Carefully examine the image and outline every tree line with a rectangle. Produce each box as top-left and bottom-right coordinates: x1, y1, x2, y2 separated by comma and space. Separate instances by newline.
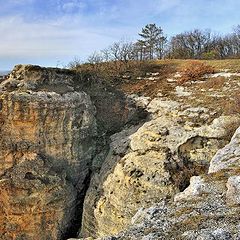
168, 27, 240, 59
80, 24, 240, 65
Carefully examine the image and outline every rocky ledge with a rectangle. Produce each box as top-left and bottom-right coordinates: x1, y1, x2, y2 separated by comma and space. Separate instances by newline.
80, 99, 239, 239
96, 126, 240, 239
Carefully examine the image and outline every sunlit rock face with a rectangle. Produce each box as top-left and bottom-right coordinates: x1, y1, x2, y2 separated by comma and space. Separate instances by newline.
0, 65, 97, 240
0, 64, 141, 240
2, 64, 240, 240
80, 96, 239, 238
0, 65, 97, 185
96, 126, 240, 240
0, 155, 76, 240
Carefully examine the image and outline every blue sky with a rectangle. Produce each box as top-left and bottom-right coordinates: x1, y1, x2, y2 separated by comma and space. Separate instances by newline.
0, 0, 240, 70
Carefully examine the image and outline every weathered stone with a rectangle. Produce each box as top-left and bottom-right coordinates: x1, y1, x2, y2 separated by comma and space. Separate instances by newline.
0, 64, 145, 239
80, 96, 239, 238
0, 155, 76, 240
0, 65, 97, 240
209, 126, 240, 174
77, 78, 144, 134
95, 125, 240, 240
0, 65, 97, 186
2, 63, 240, 240
226, 175, 240, 205
174, 176, 208, 202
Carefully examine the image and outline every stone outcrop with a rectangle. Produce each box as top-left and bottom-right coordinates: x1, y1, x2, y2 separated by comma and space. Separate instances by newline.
100, 125, 240, 239
77, 79, 143, 134
209, 126, 240, 174
0, 64, 142, 240
80, 95, 240, 238
0, 155, 76, 240
1, 64, 240, 240
0, 65, 97, 240
0, 65, 97, 186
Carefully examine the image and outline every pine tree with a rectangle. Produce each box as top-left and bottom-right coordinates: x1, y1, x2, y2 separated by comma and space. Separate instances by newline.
138, 23, 166, 59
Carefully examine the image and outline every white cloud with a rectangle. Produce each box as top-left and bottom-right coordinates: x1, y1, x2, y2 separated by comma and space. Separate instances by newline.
0, 0, 239, 69
61, 0, 86, 13
0, 14, 134, 60
0, 0, 185, 69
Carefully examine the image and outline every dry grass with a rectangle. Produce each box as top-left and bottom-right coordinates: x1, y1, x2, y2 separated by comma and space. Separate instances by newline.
72, 59, 240, 119
155, 59, 240, 73
178, 61, 215, 84
225, 94, 240, 115
73, 59, 240, 84
203, 59, 240, 72
198, 76, 225, 90
74, 60, 172, 84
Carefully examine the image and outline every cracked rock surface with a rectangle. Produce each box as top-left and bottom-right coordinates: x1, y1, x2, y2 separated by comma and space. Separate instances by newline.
99, 125, 240, 239
0, 65, 98, 240
1, 64, 240, 240
0, 64, 142, 240
80, 95, 239, 238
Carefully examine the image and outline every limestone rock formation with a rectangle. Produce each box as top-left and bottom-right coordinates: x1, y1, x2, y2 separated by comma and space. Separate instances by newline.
209, 126, 240, 174
2, 64, 240, 240
80, 95, 239, 238
0, 64, 143, 240
0, 65, 97, 186
100, 125, 240, 239
0, 65, 97, 240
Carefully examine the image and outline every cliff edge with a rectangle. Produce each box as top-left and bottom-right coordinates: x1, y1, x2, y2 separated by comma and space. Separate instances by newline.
1, 63, 240, 240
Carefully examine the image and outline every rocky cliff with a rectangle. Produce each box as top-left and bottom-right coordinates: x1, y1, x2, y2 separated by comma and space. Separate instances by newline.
96, 125, 240, 239
1, 63, 240, 240
0, 65, 138, 240
79, 67, 240, 239
80, 100, 239, 238
0, 65, 97, 240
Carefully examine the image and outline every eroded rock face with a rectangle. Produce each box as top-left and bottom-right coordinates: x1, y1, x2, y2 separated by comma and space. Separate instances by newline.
80, 96, 240, 238
78, 79, 143, 134
0, 65, 97, 185
2, 64, 240, 240
0, 155, 76, 240
209, 126, 240, 174
0, 65, 97, 240
101, 126, 240, 240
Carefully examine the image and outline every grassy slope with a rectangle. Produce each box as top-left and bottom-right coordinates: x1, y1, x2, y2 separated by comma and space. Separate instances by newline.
154, 59, 240, 72
75, 58, 240, 116
115, 59, 240, 118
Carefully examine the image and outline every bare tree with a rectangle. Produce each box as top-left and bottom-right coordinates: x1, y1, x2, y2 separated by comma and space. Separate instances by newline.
168, 29, 221, 59
108, 40, 134, 62
87, 51, 103, 64
71, 23, 240, 71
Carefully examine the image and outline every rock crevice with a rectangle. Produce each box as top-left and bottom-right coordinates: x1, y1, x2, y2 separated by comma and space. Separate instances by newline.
1, 64, 240, 240
80, 97, 239, 238
0, 65, 141, 240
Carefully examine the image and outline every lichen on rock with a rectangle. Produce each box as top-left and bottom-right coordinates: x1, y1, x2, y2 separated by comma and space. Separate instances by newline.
1, 64, 240, 240
91, 126, 240, 240
0, 155, 76, 240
